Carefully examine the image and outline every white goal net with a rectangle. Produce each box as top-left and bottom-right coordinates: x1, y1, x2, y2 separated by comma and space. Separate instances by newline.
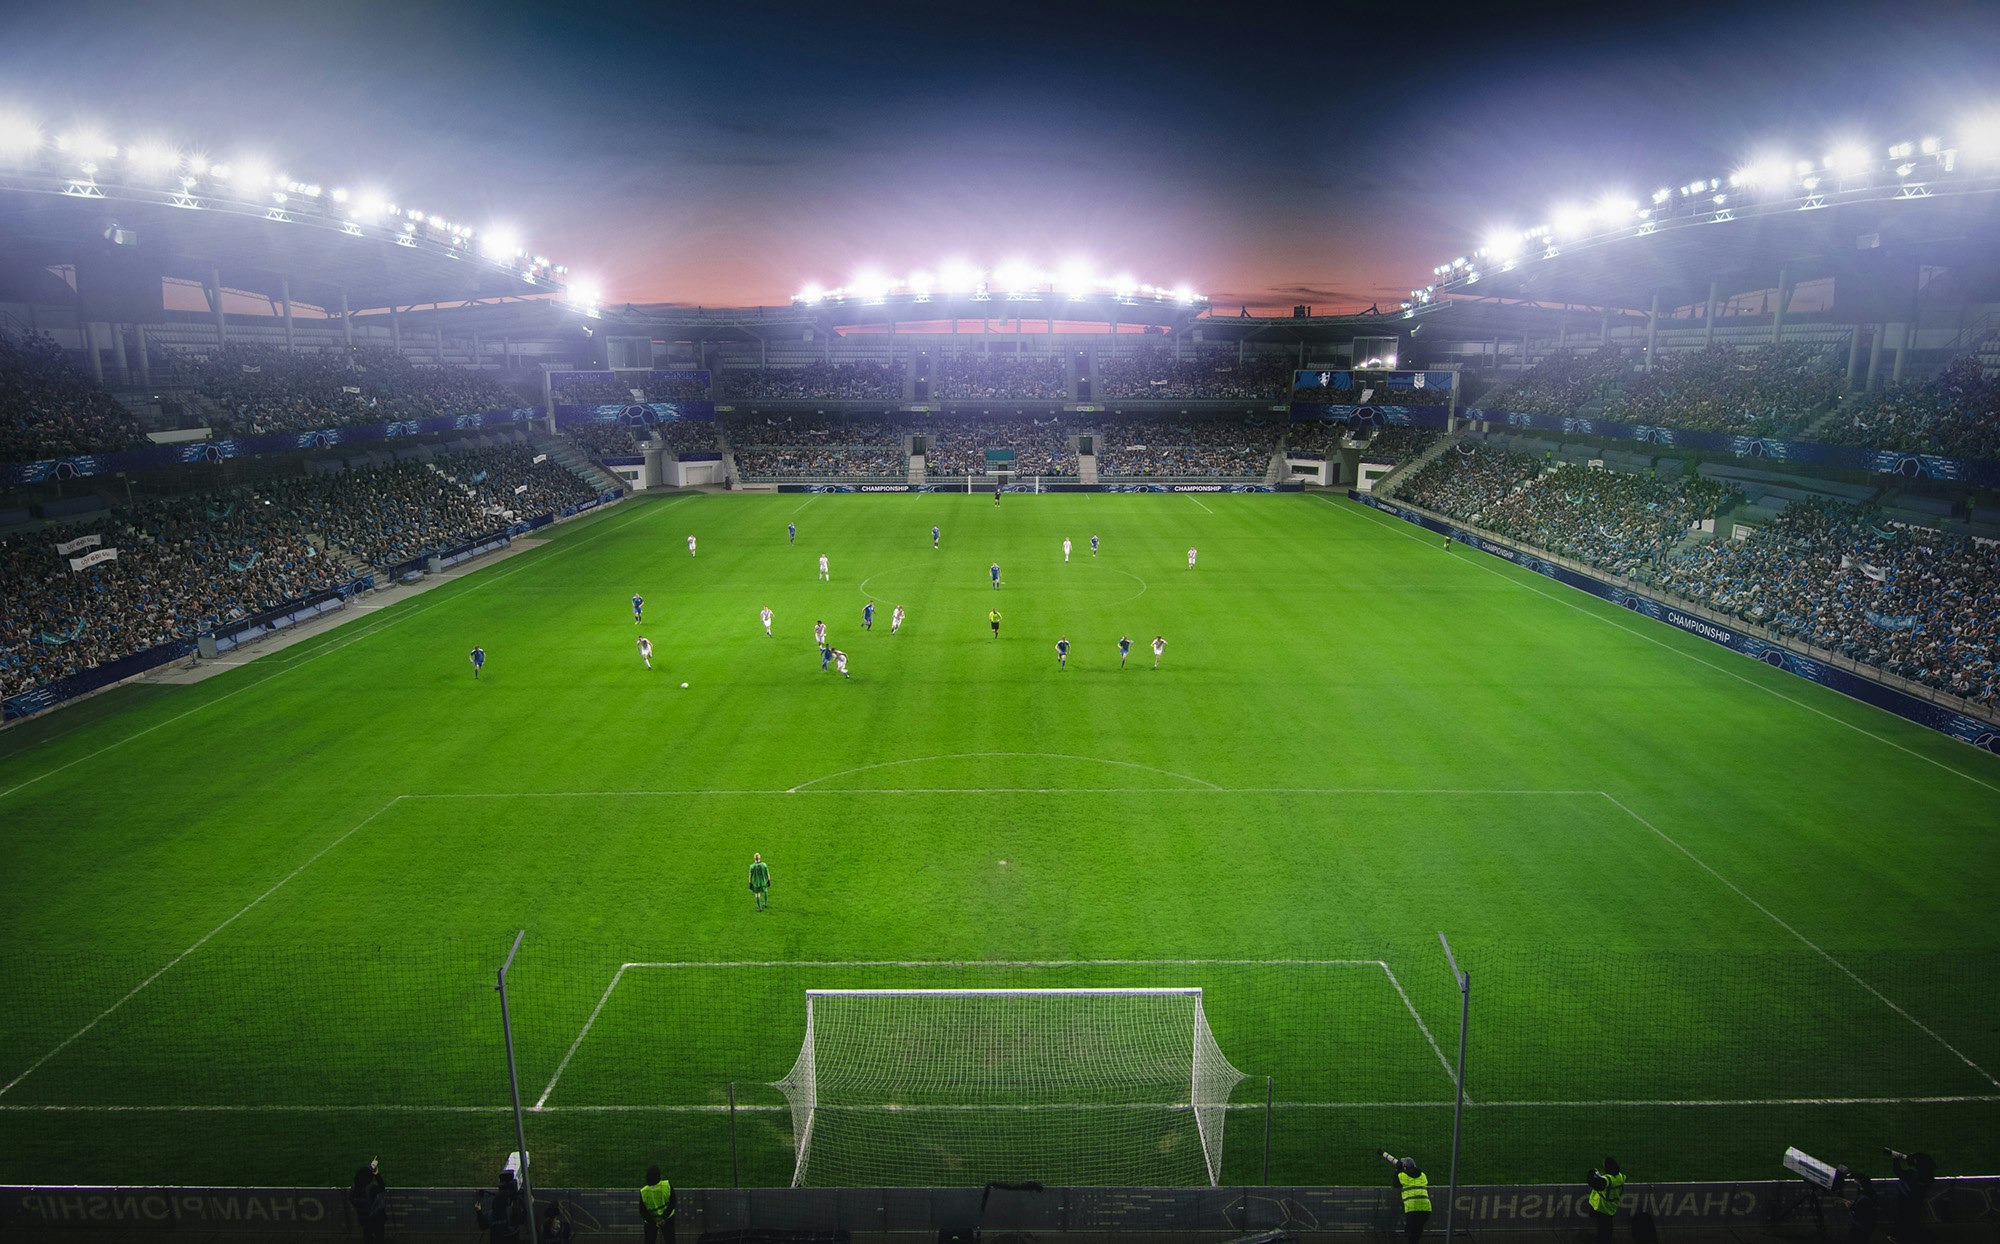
773, 987, 1246, 1187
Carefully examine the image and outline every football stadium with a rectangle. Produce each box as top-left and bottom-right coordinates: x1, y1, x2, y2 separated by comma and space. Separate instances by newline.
2, 7, 1999, 1242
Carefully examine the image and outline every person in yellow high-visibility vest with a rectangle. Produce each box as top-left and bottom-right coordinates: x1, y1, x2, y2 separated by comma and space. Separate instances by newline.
1586, 1156, 1626, 1243
640, 1164, 677, 1244
1379, 1149, 1432, 1243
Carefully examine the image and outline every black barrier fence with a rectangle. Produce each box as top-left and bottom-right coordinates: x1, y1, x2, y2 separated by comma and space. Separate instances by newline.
4, 1177, 1995, 1236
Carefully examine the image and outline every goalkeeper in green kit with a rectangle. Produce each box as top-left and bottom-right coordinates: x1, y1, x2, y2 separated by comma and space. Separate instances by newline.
748, 852, 771, 912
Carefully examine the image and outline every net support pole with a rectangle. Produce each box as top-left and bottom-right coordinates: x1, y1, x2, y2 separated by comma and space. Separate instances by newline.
496, 930, 538, 1244
1439, 932, 1470, 1243
729, 1082, 740, 1188
1262, 1076, 1274, 1185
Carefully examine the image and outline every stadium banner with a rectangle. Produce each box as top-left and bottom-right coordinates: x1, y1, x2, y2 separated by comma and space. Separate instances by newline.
552, 401, 717, 424
1289, 403, 1452, 426
1292, 369, 1454, 406
549, 368, 710, 392
770, 482, 1301, 494
1458, 408, 2000, 486
1, 1178, 1992, 1235
675, 451, 723, 462
0, 409, 543, 486
53, 533, 102, 555
1351, 492, 2000, 753
68, 547, 118, 571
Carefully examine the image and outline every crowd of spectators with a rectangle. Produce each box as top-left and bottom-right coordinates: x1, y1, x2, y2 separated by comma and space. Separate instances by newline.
0, 488, 344, 700
1355, 426, 1445, 464
1479, 350, 1630, 418
655, 420, 720, 456
934, 354, 1068, 400
1093, 414, 1278, 478
1397, 444, 1552, 524
167, 345, 537, 435
725, 362, 904, 401
729, 414, 909, 478
0, 329, 144, 461
1652, 497, 1999, 705
566, 423, 643, 459
549, 372, 709, 404
1099, 348, 1292, 400
1601, 343, 1843, 437
1292, 378, 1452, 407
1820, 358, 2000, 461
925, 417, 1074, 477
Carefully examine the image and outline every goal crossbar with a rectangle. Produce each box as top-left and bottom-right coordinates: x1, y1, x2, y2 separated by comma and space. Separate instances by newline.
805, 987, 1202, 998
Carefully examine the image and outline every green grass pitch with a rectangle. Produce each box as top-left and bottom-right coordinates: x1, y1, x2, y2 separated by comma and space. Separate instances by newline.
0, 490, 1994, 1189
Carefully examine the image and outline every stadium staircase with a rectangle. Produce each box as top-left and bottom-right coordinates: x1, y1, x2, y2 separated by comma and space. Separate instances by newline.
1371, 428, 1461, 497
311, 535, 375, 583
908, 452, 925, 486
714, 425, 744, 487
1077, 447, 1098, 485
545, 438, 621, 494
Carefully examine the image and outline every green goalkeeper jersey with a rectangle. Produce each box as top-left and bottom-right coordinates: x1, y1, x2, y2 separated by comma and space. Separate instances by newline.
749, 860, 770, 891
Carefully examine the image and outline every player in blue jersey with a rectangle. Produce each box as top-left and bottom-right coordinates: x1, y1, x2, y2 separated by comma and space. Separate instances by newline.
820, 644, 834, 672
863, 601, 875, 631
631, 594, 644, 623
787, 521, 796, 544
469, 646, 485, 680
990, 562, 1001, 589
1055, 636, 1070, 670
931, 524, 941, 550
1091, 534, 1100, 557
1118, 635, 1132, 669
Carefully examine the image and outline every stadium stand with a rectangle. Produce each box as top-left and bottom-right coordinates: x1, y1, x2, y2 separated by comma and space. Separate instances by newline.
566, 422, 645, 459
724, 361, 904, 401
1098, 347, 1292, 400
934, 354, 1068, 400
0, 328, 146, 459
1820, 358, 2000, 461
1477, 349, 1630, 417
1093, 413, 1279, 478
728, 413, 908, 478
1355, 426, 1444, 463
925, 417, 1074, 477
550, 373, 709, 403
161, 344, 537, 435
1600, 343, 1843, 437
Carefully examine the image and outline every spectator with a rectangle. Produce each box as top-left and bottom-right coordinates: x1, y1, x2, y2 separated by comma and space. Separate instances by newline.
1824, 358, 2000, 461
723, 361, 903, 401
472, 1170, 528, 1243
0, 328, 144, 460
1094, 413, 1278, 478
934, 354, 1068, 400
1100, 347, 1291, 400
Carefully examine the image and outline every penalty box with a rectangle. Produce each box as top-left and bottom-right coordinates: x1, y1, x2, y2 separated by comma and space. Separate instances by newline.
535, 959, 1461, 1112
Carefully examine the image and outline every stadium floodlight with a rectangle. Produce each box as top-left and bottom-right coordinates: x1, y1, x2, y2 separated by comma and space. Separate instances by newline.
1826, 145, 1871, 175
1174, 285, 1196, 304
209, 162, 233, 181
481, 228, 521, 260
1483, 230, 1524, 261
850, 269, 890, 302
567, 278, 601, 307
1057, 259, 1096, 299
906, 269, 934, 297
128, 143, 177, 174
234, 162, 270, 193
1112, 273, 1137, 297
1960, 113, 2000, 160
939, 260, 982, 295
1595, 194, 1638, 224
1550, 204, 1594, 237
0, 114, 43, 158
993, 259, 1036, 294
353, 191, 390, 221
1651, 187, 1671, 204
1920, 135, 1941, 155
187, 153, 209, 175
798, 284, 824, 304
329, 187, 348, 203
1794, 159, 1816, 177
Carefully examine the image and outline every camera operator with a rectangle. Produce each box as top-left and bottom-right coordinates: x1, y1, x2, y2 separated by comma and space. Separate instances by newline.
473, 1169, 529, 1243
1844, 1172, 1878, 1243
1378, 1149, 1431, 1243
1885, 1149, 1936, 1242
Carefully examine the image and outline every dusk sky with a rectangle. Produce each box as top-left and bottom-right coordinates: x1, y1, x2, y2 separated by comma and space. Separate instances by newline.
4, 0, 1998, 313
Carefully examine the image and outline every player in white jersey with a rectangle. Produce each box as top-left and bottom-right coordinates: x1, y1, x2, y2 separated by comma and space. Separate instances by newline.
814, 619, 827, 647
1062, 537, 1072, 563
637, 636, 654, 669
1187, 546, 1197, 570
687, 534, 697, 556
1151, 635, 1167, 669
818, 553, 830, 581
833, 649, 850, 679
890, 605, 905, 635
760, 606, 774, 636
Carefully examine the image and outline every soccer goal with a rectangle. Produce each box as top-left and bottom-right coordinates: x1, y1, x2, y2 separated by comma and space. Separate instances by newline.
773, 987, 1247, 1188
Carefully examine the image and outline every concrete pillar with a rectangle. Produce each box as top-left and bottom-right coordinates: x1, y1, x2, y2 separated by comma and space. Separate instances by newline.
281, 276, 295, 352
1599, 310, 1610, 349
1521, 334, 1529, 371
1644, 293, 1660, 372
340, 291, 353, 349
135, 324, 150, 386
390, 308, 401, 352
82, 321, 103, 382
1771, 268, 1789, 345
111, 322, 130, 384
210, 268, 227, 348
472, 332, 482, 370
434, 328, 445, 364
1892, 321, 1912, 384
1703, 280, 1718, 347
1845, 325, 1863, 389
1866, 324, 1884, 388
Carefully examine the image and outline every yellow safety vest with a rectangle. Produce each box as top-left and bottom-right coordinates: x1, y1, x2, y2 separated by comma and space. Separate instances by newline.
1398, 1171, 1432, 1214
1589, 1171, 1625, 1216
640, 1178, 674, 1220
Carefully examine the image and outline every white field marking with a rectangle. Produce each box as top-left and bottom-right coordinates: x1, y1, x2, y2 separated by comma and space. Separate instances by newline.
0, 496, 681, 804
1189, 495, 1215, 515
535, 964, 631, 1109
1599, 792, 2000, 1090
1328, 495, 2000, 797
787, 752, 1224, 793
534, 957, 1402, 1108
1378, 962, 1463, 1098
12, 1093, 1997, 1116
0, 796, 405, 1099
399, 787, 1602, 799
789, 496, 817, 516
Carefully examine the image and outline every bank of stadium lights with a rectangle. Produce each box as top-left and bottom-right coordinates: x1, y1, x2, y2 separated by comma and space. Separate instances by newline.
794, 265, 1206, 307
1409, 114, 2000, 309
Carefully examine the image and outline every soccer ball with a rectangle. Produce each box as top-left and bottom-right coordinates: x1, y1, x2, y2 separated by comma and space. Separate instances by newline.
681, 682, 690, 689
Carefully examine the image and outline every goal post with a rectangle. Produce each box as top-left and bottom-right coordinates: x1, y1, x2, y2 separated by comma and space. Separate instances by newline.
773, 987, 1247, 1188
